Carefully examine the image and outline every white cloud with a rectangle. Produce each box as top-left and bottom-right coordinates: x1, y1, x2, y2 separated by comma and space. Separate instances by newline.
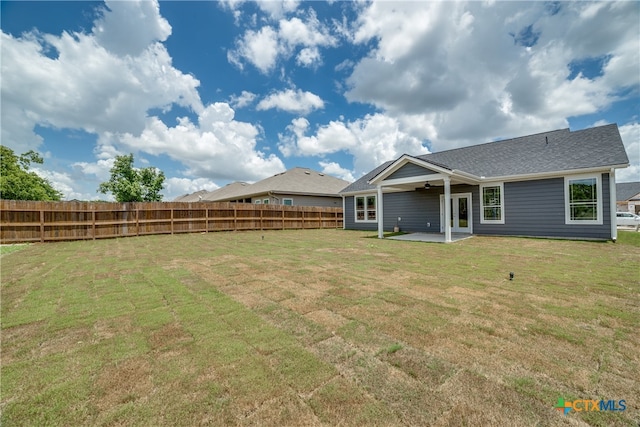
93, 0, 171, 56
116, 103, 285, 182
257, 89, 324, 115
227, 26, 280, 73
617, 122, 640, 183
31, 167, 95, 201
257, 0, 300, 20
229, 90, 257, 108
319, 161, 355, 182
1, 0, 202, 155
343, 1, 640, 153
297, 46, 320, 67
278, 113, 429, 177
228, 8, 337, 73
165, 177, 219, 201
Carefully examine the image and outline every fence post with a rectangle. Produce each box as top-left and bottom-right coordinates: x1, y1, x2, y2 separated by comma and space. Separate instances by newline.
92, 209, 96, 240
40, 208, 44, 243
282, 206, 285, 230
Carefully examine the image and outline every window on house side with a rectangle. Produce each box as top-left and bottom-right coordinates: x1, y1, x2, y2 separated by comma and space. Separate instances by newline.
355, 195, 376, 222
283, 198, 293, 206
566, 176, 601, 224
481, 183, 504, 224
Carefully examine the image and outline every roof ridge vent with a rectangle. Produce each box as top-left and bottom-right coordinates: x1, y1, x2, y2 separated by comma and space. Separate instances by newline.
304, 170, 311, 174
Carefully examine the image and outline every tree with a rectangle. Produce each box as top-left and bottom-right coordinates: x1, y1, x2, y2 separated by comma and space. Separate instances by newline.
98, 154, 165, 202
0, 145, 63, 201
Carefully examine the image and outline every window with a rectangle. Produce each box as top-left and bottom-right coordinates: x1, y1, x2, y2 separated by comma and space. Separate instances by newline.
355, 195, 376, 222
263, 199, 269, 204
254, 200, 261, 204
565, 175, 602, 224
283, 198, 293, 206
480, 183, 504, 224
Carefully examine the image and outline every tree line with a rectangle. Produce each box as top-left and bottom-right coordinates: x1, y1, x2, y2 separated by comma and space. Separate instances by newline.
0, 146, 165, 202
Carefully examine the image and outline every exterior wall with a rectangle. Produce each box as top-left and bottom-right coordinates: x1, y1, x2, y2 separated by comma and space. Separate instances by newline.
250, 193, 342, 207
387, 163, 438, 180
474, 175, 611, 239
344, 173, 613, 239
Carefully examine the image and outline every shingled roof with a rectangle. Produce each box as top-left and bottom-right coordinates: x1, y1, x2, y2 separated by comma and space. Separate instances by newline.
201, 182, 250, 202
616, 182, 640, 202
191, 167, 351, 202
341, 124, 629, 193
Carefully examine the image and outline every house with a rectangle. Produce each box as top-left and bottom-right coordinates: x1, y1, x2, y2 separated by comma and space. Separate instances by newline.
178, 168, 350, 207
340, 124, 629, 241
616, 182, 640, 214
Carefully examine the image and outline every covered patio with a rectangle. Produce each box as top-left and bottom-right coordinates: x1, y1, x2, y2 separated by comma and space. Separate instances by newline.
369, 155, 480, 243
386, 232, 473, 243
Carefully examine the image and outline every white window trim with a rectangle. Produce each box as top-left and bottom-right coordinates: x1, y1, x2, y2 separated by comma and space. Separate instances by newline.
480, 182, 505, 224
283, 198, 293, 206
354, 194, 377, 223
254, 199, 261, 204
263, 198, 269, 204
564, 174, 603, 225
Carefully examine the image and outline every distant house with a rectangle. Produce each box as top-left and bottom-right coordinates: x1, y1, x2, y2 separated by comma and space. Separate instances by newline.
616, 182, 640, 213
177, 168, 351, 208
173, 190, 208, 202
340, 124, 629, 241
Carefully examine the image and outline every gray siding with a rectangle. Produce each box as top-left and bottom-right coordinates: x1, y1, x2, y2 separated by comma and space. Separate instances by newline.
387, 163, 437, 180
344, 173, 613, 239
343, 195, 378, 231
474, 175, 611, 239
250, 193, 341, 207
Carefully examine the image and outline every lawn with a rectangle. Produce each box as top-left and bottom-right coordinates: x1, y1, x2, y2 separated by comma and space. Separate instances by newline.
1, 230, 638, 426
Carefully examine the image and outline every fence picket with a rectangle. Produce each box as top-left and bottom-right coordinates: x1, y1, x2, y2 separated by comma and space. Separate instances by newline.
0, 200, 343, 244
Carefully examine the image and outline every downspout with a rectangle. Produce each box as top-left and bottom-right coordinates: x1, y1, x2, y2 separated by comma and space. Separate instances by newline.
610, 168, 617, 242
377, 185, 384, 239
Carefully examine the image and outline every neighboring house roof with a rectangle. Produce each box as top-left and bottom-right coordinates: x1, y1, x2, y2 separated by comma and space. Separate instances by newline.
616, 181, 640, 202
342, 124, 629, 194
201, 182, 250, 201
173, 189, 208, 202
191, 168, 351, 202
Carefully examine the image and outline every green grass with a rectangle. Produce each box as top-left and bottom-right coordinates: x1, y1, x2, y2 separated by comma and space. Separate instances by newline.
0, 243, 30, 256
617, 229, 640, 246
1, 229, 639, 426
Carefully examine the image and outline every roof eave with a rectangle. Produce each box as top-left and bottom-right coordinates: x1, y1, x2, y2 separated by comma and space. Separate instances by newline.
482, 164, 630, 183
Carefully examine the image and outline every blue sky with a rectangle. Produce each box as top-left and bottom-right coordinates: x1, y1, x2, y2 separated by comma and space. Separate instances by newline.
1, 0, 638, 201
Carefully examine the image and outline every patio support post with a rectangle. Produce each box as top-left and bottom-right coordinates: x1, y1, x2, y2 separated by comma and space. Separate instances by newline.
444, 176, 452, 243
377, 185, 384, 239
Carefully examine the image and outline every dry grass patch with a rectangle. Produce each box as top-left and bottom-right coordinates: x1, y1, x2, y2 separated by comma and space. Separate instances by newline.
1, 229, 639, 426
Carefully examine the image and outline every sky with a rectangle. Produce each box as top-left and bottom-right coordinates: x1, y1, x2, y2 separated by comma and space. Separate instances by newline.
1, 0, 639, 201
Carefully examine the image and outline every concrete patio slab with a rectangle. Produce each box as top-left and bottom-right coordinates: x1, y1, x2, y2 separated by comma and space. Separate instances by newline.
386, 232, 473, 243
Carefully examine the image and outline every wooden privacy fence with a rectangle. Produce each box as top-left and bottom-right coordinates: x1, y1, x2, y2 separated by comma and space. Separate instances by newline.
0, 200, 343, 244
